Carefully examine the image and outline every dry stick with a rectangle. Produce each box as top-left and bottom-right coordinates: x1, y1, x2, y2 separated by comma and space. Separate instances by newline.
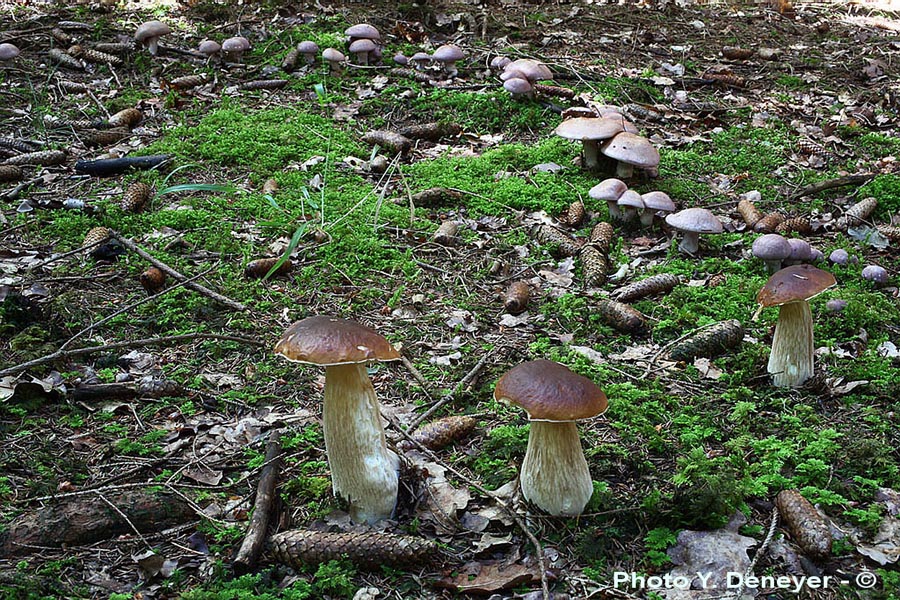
789, 173, 876, 200
232, 430, 283, 574
386, 415, 551, 600
28, 238, 105, 271
95, 492, 153, 551
400, 355, 434, 402
0, 333, 264, 378
109, 229, 246, 311
1, 176, 43, 201
406, 352, 492, 431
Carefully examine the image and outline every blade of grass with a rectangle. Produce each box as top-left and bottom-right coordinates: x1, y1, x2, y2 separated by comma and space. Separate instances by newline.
263, 223, 307, 281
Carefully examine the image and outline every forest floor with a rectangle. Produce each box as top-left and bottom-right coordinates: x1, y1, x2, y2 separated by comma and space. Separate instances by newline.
1, 0, 900, 598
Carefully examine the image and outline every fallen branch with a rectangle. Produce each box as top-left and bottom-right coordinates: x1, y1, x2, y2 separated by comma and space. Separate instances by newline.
386, 415, 551, 600
233, 430, 283, 574
109, 230, 246, 311
407, 352, 493, 431
789, 173, 876, 200
0, 333, 264, 378
0, 176, 43, 201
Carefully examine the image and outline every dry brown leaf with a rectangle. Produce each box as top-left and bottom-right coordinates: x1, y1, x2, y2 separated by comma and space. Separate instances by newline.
436, 559, 541, 593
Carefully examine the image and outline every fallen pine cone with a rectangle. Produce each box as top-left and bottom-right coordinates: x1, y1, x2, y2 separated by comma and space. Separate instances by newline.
0, 138, 35, 154
532, 224, 584, 257
589, 222, 616, 255
362, 130, 411, 154
121, 182, 151, 213
48, 48, 84, 70
240, 79, 289, 90
408, 187, 462, 206
753, 212, 784, 233
533, 83, 575, 98
612, 273, 680, 303
737, 198, 763, 228
167, 74, 206, 91
559, 200, 586, 227
596, 299, 646, 334
775, 217, 812, 235
876, 224, 900, 242
281, 48, 300, 71
0, 165, 23, 182
775, 489, 832, 560
245, 257, 293, 279
399, 415, 477, 451
722, 46, 755, 60
3, 150, 67, 166
580, 245, 609, 287
668, 319, 744, 362
139, 266, 166, 294
836, 197, 877, 230
67, 44, 122, 65
267, 530, 438, 569
108, 108, 143, 129
84, 128, 130, 147
502, 281, 530, 314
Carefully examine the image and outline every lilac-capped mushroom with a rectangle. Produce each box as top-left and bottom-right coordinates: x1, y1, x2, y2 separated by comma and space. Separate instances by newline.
589, 178, 628, 221
861, 264, 889, 285
752, 234, 792, 273
665, 208, 723, 254
297, 41, 319, 65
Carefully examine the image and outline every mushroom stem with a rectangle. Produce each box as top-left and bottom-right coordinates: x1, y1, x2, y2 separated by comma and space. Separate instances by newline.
606, 200, 622, 220
677, 231, 701, 254
323, 363, 399, 524
582, 141, 600, 171
147, 38, 159, 56
354, 51, 369, 66
764, 259, 783, 273
768, 300, 814, 388
521, 421, 593, 516
615, 161, 635, 179
639, 210, 655, 227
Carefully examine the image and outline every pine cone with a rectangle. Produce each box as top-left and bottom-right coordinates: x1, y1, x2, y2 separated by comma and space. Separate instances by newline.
589, 222, 616, 255
836, 197, 877, 230
48, 48, 84, 69
399, 415, 478, 451
267, 530, 438, 569
0, 138, 35, 154
775, 217, 811, 235
532, 224, 584, 257
737, 198, 763, 228
775, 490, 832, 560
668, 319, 744, 362
753, 212, 784, 233
240, 79, 289, 90
67, 44, 122, 65
502, 281, 530, 314
82, 226, 111, 249
245, 257, 293, 279
3, 150, 67, 166
433, 221, 459, 246
559, 200, 586, 227
168, 75, 206, 91
108, 108, 143, 129
0, 165, 23, 182
281, 48, 301, 71
121, 182, 151, 213
876, 225, 900, 242
84, 128, 130, 147
580, 245, 608, 287
596, 299, 646, 334
612, 273, 680, 303
397, 122, 461, 141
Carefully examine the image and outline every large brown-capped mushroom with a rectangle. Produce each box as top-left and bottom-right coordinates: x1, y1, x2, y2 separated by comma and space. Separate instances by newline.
757, 264, 836, 388
494, 360, 608, 517
665, 208, 723, 254
275, 316, 401, 524
222, 36, 250, 62
554, 118, 625, 172
135, 20, 171, 56
600, 131, 660, 179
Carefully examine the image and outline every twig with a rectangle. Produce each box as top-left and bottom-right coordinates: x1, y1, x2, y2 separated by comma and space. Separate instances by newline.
407, 352, 493, 431
1, 176, 43, 201
400, 355, 434, 402
95, 492, 153, 551
233, 430, 283, 574
27, 238, 105, 272
386, 415, 551, 600
789, 173, 876, 200
0, 333, 264, 378
109, 229, 246, 311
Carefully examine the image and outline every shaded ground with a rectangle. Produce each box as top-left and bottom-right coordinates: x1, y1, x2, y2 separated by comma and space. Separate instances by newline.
1, 0, 900, 598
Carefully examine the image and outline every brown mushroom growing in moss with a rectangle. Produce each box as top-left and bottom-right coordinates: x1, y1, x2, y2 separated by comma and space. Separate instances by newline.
494, 360, 608, 517
135, 21, 171, 56
600, 131, 660, 179
275, 316, 401, 524
554, 118, 625, 172
757, 264, 836, 388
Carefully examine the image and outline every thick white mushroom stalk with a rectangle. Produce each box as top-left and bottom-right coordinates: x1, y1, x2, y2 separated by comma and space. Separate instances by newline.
768, 300, 814, 388
521, 421, 593, 517
322, 363, 399, 524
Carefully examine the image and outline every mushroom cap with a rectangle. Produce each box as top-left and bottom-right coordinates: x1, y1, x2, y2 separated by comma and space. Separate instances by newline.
503, 58, 552, 82
222, 36, 250, 52
787, 238, 812, 262
641, 191, 675, 212
410, 51, 431, 63
861, 264, 888, 283
554, 117, 625, 142
499, 68, 528, 82
432, 44, 464, 62
588, 178, 628, 202
757, 264, 836, 308
135, 20, 171, 43
752, 233, 792, 261
349, 39, 376, 54
0, 43, 20, 60
828, 248, 850, 265
490, 55, 511, 70
393, 52, 408, 65
345, 23, 381, 40
617, 189, 645, 210
495, 360, 608, 421
275, 316, 400, 366
197, 40, 221, 55
297, 40, 319, 54
503, 77, 532, 94
600, 132, 660, 169
665, 207, 723, 234
322, 48, 346, 62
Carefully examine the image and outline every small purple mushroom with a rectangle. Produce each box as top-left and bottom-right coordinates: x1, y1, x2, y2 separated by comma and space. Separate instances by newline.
752, 234, 792, 273
861, 265, 889, 285
828, 249, 850, 265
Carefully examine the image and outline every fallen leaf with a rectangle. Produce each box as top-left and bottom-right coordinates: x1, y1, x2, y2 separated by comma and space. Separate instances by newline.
857, 516, 900, 565
436, 559, 541, 593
